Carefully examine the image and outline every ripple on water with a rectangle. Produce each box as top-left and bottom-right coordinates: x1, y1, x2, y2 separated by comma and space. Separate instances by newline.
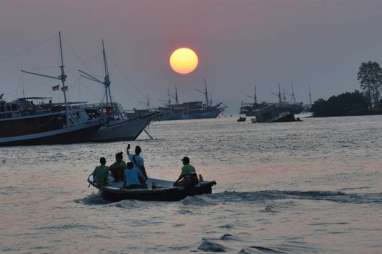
207, 190, 382, 204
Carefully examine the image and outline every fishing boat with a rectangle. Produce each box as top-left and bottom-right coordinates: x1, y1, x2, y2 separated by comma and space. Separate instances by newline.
0, 32, 102, 146
88, 175, 216, 202
79, 41, 156, 141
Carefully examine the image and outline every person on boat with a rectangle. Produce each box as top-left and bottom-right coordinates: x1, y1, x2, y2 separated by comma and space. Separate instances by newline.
109, 152, 126, 182
127, 144, 148, 180
123, 162, 146, 189
174, 156, 199, 189
92, 157, 109, 187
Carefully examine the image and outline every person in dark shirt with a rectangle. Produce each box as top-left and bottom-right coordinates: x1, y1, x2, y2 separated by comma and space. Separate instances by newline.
92, 157, 109, 187
109, 152, 127, 182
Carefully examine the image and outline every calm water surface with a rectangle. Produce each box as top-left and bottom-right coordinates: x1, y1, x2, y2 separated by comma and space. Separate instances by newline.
1, 116, 382, 254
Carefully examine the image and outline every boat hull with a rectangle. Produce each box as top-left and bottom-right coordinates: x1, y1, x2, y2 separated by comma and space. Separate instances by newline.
0, 122, 101, 146
158, 111, 221, 121
88, 176, 216, 202
92, 114, 155, 142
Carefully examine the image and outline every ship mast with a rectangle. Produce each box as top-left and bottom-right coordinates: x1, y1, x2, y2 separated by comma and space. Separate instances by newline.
167, 88, 172, 106
290, 83, 296, 104
204, 78, 210, 107
250, 84, 257, 105
102, 40, 113, 108
21, 31, 70, 126
174, 85, 179, 104
79, 40, 116, 118
195, 78, 211, 108
308, 84, 312, 106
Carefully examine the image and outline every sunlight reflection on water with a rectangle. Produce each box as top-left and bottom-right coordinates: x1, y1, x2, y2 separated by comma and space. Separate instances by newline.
1, 115, 382, 253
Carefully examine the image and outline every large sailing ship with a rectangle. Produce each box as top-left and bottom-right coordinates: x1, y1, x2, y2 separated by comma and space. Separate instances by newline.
240, 84, 303, 123
78, 40, 156, 142
0, 32, 102, 146
156, 82, 225, 121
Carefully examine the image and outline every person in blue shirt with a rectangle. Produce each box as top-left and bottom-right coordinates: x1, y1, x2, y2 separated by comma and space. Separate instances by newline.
123, 162, 146, 189
127, 144, 148, 180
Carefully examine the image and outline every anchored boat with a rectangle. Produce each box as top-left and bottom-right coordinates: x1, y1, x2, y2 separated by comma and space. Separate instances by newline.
88, 175, 216, 202
79, 40, 156, 142
0, 32, 102, 146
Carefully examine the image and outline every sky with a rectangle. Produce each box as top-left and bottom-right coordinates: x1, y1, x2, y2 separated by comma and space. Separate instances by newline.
1, 0, 382, 113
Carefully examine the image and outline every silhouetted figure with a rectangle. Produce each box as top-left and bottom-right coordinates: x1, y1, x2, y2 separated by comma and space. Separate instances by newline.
92, 157, 109, 187
127, 144, 148, 180
123, 162, 146, 189
174, 156, 199, 189
109, 152, 126, 182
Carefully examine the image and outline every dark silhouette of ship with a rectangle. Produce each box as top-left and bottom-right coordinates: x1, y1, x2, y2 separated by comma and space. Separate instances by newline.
240, 84, 303, 123
156, 81, 225, 121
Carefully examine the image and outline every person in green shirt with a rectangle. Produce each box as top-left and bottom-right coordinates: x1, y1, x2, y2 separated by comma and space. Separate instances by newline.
92, 157, 109, 187
174, 156, 199, 189
109, 152, 127, 182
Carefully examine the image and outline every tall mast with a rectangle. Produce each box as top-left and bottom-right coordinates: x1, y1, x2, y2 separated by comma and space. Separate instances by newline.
21, 31, 70, 126
254, 84, 257, 105
79, 40, 118, 118
58, 31, 69, 125
167, 88, 172, 105
204, 78, 209, 107
278, 83, 282, 104
290, 83, 296, 104
308, 84, 312, 105
174, 85, 179, 104
102, 40, 112, 107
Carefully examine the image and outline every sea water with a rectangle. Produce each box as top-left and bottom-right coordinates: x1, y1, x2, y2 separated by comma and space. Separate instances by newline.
1, 116, 382, 254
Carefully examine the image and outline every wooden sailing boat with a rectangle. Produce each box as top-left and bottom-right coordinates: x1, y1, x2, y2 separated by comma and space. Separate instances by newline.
0, 32, 102, 146
79, 40, 156, 141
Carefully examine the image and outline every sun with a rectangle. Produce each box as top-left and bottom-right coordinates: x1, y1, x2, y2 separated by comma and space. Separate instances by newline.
169, 47, 199, 75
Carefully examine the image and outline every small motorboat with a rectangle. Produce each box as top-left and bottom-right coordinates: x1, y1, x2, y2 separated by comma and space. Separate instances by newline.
88, 175, 216, 202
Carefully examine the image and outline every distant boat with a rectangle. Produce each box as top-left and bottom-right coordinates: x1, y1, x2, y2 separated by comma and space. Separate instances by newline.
78, 40, 157, 142
240, 84, 304, 117
250, 103, 300, 123
0, 32, 102, 146
156, 81, 225, 121
237, 116, 246, 122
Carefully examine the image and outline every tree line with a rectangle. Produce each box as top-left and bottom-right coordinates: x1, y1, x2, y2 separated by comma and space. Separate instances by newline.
311, 61, 382, 117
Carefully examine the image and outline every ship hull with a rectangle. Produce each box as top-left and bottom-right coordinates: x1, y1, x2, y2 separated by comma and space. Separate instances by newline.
158, 110, 221, 121
92, 113, 155, 142
0, 122, 101, 146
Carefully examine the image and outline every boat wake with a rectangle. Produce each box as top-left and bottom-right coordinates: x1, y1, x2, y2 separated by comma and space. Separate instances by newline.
77, 189, 382, 206
207, 190, 382, 204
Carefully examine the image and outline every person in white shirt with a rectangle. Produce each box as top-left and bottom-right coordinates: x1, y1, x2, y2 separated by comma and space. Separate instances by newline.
126, 144, 148, 180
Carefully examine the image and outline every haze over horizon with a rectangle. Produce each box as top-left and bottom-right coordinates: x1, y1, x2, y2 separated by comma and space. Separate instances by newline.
1, 0, 382, 114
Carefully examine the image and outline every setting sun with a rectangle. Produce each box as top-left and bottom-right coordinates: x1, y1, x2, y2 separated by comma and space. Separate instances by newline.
169, 47, 199, 75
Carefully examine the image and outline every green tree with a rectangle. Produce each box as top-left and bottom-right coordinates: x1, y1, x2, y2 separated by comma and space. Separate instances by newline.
311, 90, 369, 117
357, 61, 382, 107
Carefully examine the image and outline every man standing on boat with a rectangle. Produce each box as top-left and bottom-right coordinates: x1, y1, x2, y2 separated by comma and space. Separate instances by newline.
127, 144, 148, 180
